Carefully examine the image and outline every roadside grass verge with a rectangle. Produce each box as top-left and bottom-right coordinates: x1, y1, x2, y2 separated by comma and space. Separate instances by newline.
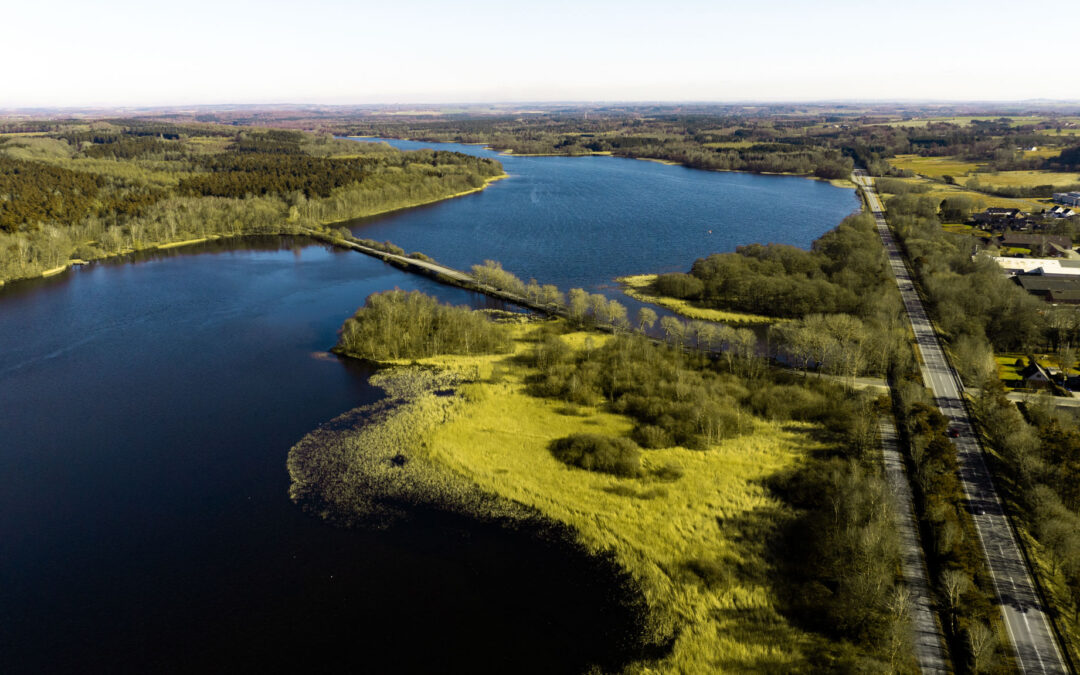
617, 274, 780, 325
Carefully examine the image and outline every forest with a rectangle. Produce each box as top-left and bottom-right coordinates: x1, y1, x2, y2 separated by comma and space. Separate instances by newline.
0, 121, 503, 284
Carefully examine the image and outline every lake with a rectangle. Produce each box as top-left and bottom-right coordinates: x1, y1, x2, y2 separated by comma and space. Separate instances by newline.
0, 144, 857, 673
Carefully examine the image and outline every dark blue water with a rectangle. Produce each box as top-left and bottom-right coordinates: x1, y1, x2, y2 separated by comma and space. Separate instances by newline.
348, 138, 858, 296
0, 239, 644, 674
0, 147, 856, 674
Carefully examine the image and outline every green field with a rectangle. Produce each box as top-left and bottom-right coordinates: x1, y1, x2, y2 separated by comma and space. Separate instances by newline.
942, 223, 993, 239
888, 154, 981, 178
974, 170, 1080, 189
876, 175, 1046, 211
886, 116, 1050, 128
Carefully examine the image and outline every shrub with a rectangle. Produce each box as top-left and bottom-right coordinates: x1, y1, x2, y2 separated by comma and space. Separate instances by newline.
550, 433, 643, 477
654, 272, 704, 299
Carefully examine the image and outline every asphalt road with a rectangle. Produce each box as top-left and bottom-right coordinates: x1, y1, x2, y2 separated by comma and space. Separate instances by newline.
854, 171, 1069, 674
880, 419, 950, 674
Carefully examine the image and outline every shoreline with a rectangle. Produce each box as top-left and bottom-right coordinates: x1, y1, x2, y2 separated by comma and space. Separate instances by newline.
1, 175, 508, 289
289, 323, 824, 671
616, 274, 781, 325
345, 135, 856, 188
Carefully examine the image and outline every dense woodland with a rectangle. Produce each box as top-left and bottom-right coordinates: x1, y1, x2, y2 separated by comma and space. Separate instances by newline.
0, 121, 502, 283
658, 213, 891, 318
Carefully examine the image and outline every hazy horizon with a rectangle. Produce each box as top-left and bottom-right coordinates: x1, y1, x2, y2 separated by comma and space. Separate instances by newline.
4, 0, 1077, 108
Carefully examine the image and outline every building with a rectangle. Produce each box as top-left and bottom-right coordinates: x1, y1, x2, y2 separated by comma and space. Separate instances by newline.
990, 256, 1080, 276
1020, 360, 1055, 390
998, 233, 1072, 256
1053, 192, 1080, 207
972, 207, 1040, 232
1015, 273, 1080, 304
1046, 205, 1078, 218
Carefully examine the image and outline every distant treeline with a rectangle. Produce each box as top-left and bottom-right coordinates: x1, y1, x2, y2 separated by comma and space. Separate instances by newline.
0, 122, 502, 283
316, 110, 1080, 183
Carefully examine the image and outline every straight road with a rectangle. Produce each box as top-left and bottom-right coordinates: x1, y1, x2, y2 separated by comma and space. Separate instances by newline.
854, 171, 1069, 674
880, 419, 950, 674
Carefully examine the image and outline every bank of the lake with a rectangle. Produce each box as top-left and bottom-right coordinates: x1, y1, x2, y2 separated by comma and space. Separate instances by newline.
290, 322, 834, 672
616, 274, 781, 325
0, 172, 507, 289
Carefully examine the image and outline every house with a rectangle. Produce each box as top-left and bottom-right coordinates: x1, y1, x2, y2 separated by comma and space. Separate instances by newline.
998, 233, 1072, 256
1053, 192, 1080, 207
1046, 205, 1078, 218
973, 208, 1030, 231
1020, 360, 1055, 390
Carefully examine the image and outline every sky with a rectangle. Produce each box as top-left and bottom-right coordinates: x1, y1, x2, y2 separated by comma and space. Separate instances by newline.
3, 0, 1075, 107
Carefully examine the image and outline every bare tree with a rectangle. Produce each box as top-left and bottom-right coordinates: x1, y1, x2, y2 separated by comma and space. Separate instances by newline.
636, 307, 657, 332
966, 621, 997, 674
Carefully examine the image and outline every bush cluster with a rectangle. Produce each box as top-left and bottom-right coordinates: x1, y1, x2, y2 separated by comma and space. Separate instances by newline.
335, 290, 512, 361
549, 433, 643, 477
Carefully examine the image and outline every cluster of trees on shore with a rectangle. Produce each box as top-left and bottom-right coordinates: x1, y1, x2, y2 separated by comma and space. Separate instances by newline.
644, 212, 908, 379
654, 213, 891, 318
334, 290, 512, 361
0, 122, 503, 284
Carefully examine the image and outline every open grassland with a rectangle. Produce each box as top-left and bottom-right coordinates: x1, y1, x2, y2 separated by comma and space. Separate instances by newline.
617, 274, 780, 325
973, 170, 1080, 189
887, 116, 1050, 128
942, 223, 993, 239
888, 154, 981, 178
1021, 147, 1063, 160
876, 175, 1045, 211
402, 328, 826, 672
